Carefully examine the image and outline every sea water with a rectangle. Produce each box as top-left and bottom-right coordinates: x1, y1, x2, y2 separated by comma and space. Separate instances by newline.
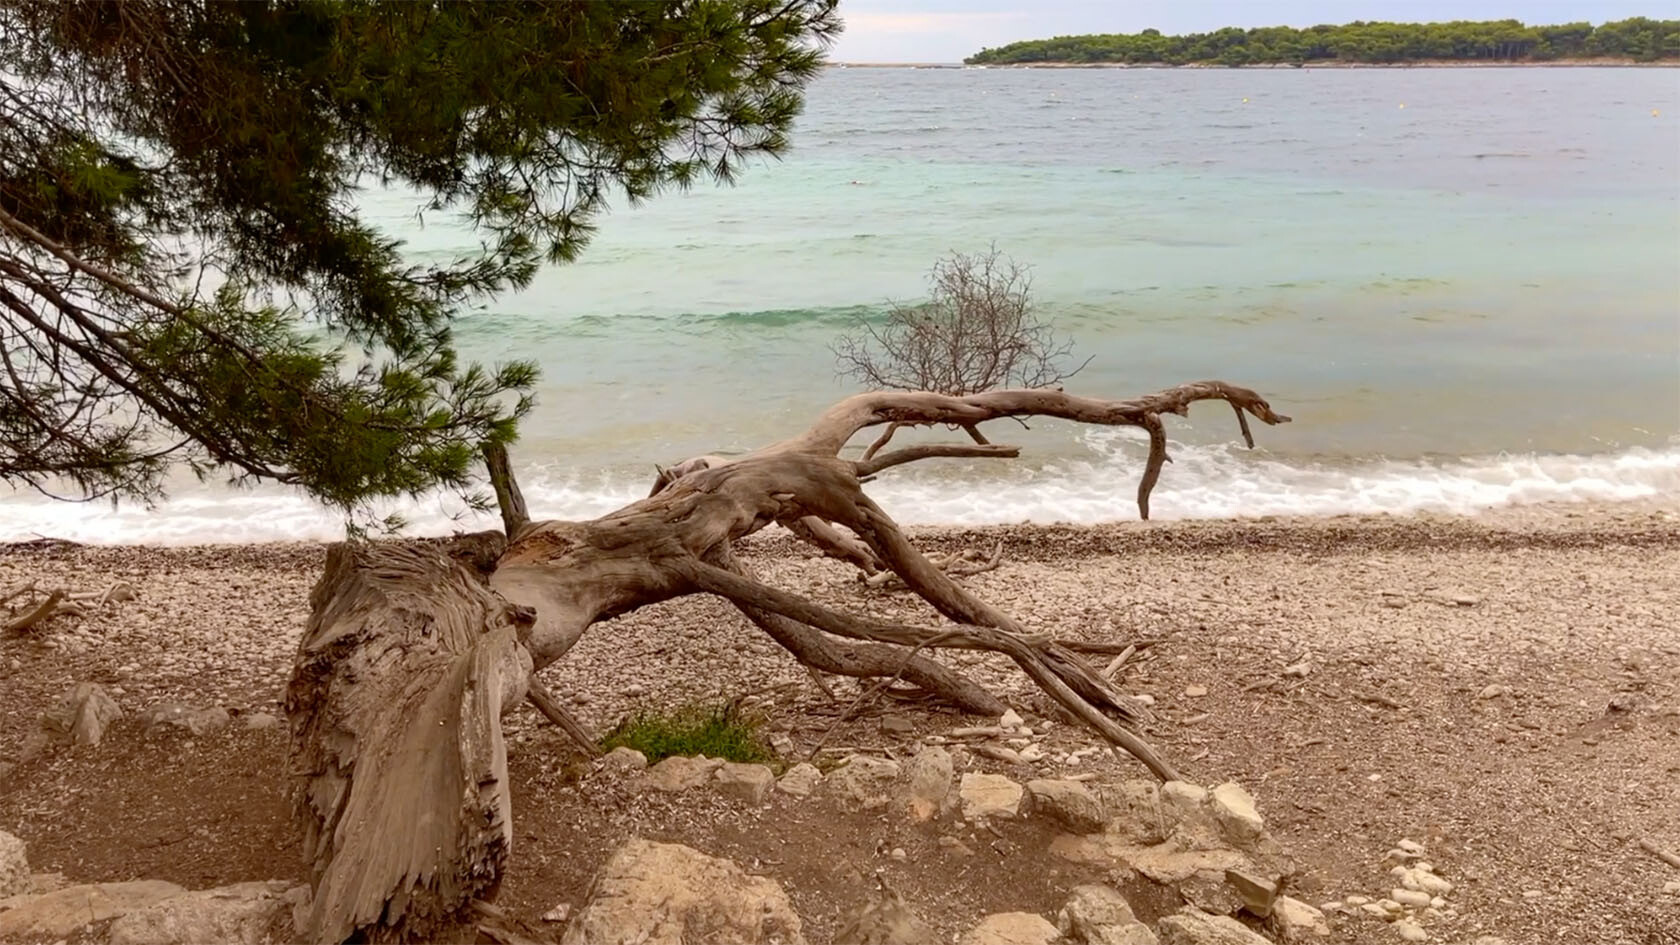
4, 66, 1677, 542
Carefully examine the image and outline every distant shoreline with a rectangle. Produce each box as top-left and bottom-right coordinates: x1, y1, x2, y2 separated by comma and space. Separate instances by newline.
830, 59, 1675, 70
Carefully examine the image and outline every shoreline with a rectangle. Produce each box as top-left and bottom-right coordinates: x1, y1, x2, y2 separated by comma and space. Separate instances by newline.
835, 59, 1675, 70
3, 496, 1674, 555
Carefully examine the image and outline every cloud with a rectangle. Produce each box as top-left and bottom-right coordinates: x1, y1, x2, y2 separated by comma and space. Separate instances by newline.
841, 11, 1029, 35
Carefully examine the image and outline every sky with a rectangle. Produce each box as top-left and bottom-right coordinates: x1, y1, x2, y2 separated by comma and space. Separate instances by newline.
831, 0, 1676, 62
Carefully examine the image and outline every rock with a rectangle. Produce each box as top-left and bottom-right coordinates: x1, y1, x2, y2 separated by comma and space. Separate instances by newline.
880, 716, 916, 735
777, 762, 823, 797
999, 709, 1025, 729
938, 836, 976, 857
1159, 781, 1209, 817
600, 746, 649, 774
901, 746, 954, 821
241, 712, 280, 731
1025, 779, 1107, 834
1105, 780, 1168, 845
0, 880, 187, 940
1376, 898, 1405, 915
1396, 868, 1452, 896
827, 755, 902, 811
1452, 595, 1480, 606
1476, 685, 1510, 700
1663, 880, 1680, 896
1183, 686, 1208, 698
1608, 693, 1639, 713
639, 755, 723, 792
959, 911, 1059, 945
1118, 848, 1246, 885
836, 883, 937, 945
1396, 839, 1426, 856
1018, 744, 1046, 763
1282, 661, 1313, 678
0, 831, 26, 898
1057, 885, 1158, 945
1271, 897, 1329, 938
1392, 918, 1428, 942
1178, 871, 1243, 916
39, 682, 123, 747
1154, 907, 1272, 945
107, 880, 301, 945
561, 838, 804, 945
1133, 694, 1156, 706
1391, 889, 1431, 909
713, 762, 775, 805
959, 773, 1023, 821
30, 873, 69, 894
1520, 889, 1543, 901
1472, 939, 1509, 945
1343, 895, 1369, 906
1208, 783, 1264, 845
140, 703, 230, 738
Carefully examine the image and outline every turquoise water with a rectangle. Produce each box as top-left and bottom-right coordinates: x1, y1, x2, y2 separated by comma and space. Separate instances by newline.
5, 67, 1678, 541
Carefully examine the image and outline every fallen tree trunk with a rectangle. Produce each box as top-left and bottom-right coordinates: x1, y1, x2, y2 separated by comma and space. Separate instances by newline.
286, 380, 1288, 940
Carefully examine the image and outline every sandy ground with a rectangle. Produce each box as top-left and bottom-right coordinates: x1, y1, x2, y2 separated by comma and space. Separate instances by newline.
1, 499, 1678, 944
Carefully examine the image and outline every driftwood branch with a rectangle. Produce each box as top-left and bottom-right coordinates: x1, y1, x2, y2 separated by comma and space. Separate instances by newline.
1639, 838, 1680, 871
4, 589, 64, 633
855, 443, 1019, 477
524, 676, 600, 758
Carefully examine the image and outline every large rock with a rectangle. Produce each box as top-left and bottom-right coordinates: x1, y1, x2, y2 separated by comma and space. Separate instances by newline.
827, 755, 902, 811
561, 838, 804, 945
835, 884, 937, 945
1208, 783, 1264, 846
39, 682, 123, 747
1105, 780, 1169, 846
1118, 846, 1246, 885
1154, 908, 1272, 945
959, 911, 1059, 945
0, 880, 187, 940
107, 880, 303, 945
1272, 896, 1329, 938
777, 762, 824, 797
140, 703, 231, 738
713, 763, 775, 805
0, 830, 27, 898
900, 746, 954, 822
1026, 779, 1107, 834
1057, 885, 1159, 945
960, 773, 1023, 821
639, 755, 724, 793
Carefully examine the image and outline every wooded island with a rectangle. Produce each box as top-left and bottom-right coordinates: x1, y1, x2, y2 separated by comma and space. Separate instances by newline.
966, 18, 1680, 66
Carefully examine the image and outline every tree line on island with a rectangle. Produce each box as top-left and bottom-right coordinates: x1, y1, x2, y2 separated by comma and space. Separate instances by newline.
966, 18, 1680, 66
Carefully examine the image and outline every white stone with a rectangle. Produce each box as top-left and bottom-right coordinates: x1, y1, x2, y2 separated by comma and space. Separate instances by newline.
39, 682, 123, 747
541, 903, 571, 922
999, 709, 1025, 729
776, 762, 823, 797
0, 831, 27, 898
960, 911, 1059, 945
1477, 684, 1510, 700
1396, 839, 1426, 855
1663, 880, 1680, 896
1208, 782, 1264, 845
1393, 918, 1428, 942
1398, 868, 1453, 896
961, 773, 1024, 820
241, 712, 280, 731
1343, 895, 1370, 906
1391, 888, 1431, 909
140, 703, 230, 738
1183, 685, 1209, 697
560, 838, 803, 945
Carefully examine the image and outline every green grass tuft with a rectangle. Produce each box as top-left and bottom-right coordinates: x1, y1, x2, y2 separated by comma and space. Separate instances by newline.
598, 702, 777, 766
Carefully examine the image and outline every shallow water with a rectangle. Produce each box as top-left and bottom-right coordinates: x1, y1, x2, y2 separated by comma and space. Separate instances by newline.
5, 67, 1678, 542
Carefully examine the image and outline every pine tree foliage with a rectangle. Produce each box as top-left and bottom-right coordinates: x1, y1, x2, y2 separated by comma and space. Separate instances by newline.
0, 0, 839, 513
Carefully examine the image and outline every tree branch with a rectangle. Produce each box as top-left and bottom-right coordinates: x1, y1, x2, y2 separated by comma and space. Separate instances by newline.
854, 442, 1019, 477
